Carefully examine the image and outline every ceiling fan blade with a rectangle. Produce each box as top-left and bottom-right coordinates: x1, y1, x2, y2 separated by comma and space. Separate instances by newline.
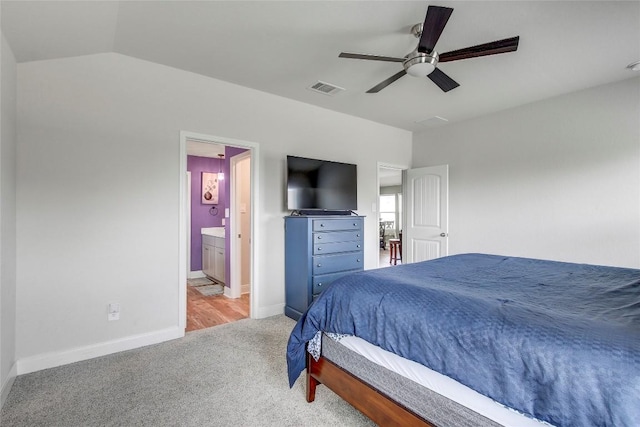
418, 5, 454, 54
439, 36, 520, 63
339, 52, 405, 63
366, 70, 407, 93
428, 68, 459, 92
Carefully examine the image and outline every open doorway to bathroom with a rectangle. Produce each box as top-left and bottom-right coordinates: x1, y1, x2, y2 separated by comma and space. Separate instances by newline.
378, 165, 404, 268
184, 139, 252, 331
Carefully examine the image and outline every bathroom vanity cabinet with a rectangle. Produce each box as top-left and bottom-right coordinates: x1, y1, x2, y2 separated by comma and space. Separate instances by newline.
202, 232, 225, 284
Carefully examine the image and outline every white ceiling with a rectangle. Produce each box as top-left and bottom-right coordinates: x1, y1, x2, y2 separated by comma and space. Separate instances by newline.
2, 1, 639, 132
186, 141, 225, 158
379, 167, 403, 187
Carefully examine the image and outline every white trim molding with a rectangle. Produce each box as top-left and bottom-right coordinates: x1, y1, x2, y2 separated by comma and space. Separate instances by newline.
1, 363, 17, 408
16, 327, 184, 375
254, 303, 285, 319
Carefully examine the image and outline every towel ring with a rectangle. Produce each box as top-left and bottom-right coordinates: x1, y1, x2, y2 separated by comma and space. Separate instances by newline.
209, 206, 218, 216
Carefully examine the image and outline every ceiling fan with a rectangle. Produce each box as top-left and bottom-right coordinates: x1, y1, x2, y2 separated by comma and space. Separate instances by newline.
339, 5, 519, 93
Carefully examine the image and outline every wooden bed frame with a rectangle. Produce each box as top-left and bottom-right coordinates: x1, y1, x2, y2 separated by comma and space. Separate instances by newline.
306, 352, 435, 427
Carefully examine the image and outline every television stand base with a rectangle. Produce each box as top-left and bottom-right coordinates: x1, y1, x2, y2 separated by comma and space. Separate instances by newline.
291, 210, 354, 216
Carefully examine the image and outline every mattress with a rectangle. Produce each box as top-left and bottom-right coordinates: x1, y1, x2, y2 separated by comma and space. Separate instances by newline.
320, 333, 500, 427
332, 334, 550, 426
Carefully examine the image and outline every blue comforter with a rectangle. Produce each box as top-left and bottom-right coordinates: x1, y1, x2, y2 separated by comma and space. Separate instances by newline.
286, 254, 640, 427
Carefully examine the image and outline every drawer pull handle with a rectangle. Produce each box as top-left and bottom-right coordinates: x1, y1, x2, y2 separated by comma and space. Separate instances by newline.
317, 264, 322, 267
318, 283, 322, 287
317, 236, 322, 240
317, 247, 322, 251
320, 223, 325, 227
357, 245, 361, 248
356, 234, 360, 237
357, 259, 361, 263
353, 223, 357, 226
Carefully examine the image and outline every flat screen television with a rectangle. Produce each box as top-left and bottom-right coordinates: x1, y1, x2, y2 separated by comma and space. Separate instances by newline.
286, 155, 357, 212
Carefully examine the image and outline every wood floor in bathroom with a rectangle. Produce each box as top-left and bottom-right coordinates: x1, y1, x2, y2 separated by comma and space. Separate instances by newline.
186, 286, 250, 332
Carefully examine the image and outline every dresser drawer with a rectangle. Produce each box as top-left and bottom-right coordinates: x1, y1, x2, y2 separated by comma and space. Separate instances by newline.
312, 253, 362, 275
313, 218, 362, 232
313, 231, 362, 244
312, 271, 352, 295
313, 240, 363, 255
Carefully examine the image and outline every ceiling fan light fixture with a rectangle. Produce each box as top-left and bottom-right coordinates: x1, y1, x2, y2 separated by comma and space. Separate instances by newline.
406, 61, 436, 77
404, 52, 438, 77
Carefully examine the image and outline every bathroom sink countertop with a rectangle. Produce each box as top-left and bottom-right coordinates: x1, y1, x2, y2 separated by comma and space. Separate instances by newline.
201, 227, 225, 238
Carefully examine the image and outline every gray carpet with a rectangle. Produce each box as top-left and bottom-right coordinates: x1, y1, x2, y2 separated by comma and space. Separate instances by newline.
0, 315, 374, 426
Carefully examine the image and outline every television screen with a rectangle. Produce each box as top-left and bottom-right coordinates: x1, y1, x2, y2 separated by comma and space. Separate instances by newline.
286, 155, 357, 211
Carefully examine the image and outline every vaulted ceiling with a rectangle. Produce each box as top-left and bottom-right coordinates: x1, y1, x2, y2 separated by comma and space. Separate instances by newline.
2, 1, 639, 132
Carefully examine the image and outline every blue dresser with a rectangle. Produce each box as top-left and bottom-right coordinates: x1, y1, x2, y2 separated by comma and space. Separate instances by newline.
284, 215, 365, 320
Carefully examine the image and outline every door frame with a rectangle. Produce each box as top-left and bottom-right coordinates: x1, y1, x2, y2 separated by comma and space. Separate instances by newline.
186, 171, 192, 279
179, 131, 261, 329
377, 162, 409, 267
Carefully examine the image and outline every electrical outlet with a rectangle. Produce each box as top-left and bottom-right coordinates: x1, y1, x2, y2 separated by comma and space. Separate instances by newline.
222, 218, 225, 226
108, 303, 120, 321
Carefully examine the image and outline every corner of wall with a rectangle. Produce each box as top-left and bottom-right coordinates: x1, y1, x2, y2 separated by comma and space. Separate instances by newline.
1, 29, 19, 410
0, 362, 16, 408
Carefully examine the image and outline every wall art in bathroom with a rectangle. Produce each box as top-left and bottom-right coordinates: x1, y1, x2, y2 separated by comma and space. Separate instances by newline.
201, 172, 219, 204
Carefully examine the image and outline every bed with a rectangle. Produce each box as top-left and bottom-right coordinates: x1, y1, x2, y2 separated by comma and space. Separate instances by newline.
286, 253, 640, 427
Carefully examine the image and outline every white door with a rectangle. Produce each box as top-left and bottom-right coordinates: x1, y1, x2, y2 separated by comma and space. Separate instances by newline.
231, 150, 252, 298
238, 156, 251, 294
403, 165, 449, 263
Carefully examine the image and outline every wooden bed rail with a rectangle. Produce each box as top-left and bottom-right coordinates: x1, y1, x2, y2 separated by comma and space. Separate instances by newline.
306, 352, 434, 427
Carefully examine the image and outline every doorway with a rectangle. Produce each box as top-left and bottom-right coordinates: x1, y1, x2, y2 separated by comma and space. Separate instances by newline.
377, 164, 405, 268
179, 132, 259, 332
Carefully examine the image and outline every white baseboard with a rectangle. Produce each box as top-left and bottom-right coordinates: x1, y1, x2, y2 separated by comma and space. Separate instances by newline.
16, 326, 184, 375
188, 270, 206, 279
254, 303, 285, 319
0, 362, 17, 409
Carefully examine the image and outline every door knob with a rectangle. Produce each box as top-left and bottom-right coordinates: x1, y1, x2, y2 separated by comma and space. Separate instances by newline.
440, 233, 447, 237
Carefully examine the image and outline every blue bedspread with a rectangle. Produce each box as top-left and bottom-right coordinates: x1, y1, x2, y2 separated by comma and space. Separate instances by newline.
286, 254, 640, 427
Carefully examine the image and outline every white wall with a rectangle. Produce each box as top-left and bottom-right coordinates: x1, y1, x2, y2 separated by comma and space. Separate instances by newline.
0, 31, 18, 406
15, 53, 412, 370
412, 77, 640, 268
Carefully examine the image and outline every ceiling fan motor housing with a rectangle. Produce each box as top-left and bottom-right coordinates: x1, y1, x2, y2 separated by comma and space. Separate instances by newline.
404, 50, 438, 77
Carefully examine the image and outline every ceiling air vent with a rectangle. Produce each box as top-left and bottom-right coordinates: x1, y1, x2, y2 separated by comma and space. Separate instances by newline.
308, 81, 345, 96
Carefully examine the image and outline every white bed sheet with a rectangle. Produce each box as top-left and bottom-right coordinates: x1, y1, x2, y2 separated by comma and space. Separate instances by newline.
336, 335, 552, 427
